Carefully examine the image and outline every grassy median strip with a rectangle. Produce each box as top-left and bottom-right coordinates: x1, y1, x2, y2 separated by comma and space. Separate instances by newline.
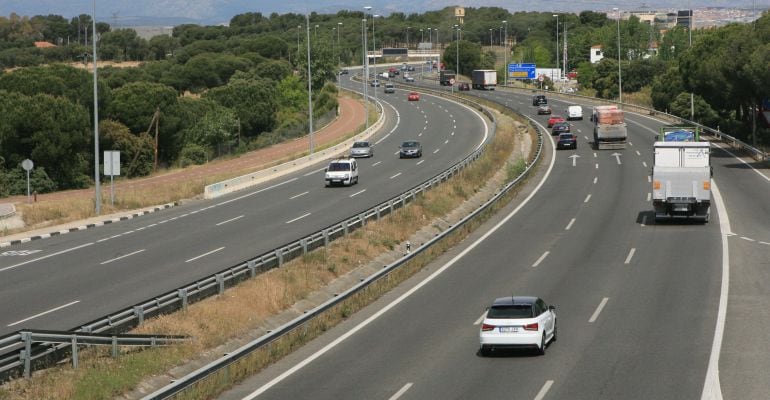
0, 107, 536, 400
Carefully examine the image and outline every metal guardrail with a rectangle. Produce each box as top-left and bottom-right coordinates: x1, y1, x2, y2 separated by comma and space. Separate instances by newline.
1, 330, 188, 379
143, 96, 543, 400
0, 83, 497, 383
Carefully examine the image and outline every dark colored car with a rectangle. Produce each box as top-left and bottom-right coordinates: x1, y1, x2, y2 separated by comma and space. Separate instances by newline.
537, 105, 552, 115
399, 140, 422, 158
532, 95, 547, 106
458, 82, 470, 91
556, 133, 577, 149
339, 69, 349, 75
407, 65, 415, 71
551, 121, 571, 135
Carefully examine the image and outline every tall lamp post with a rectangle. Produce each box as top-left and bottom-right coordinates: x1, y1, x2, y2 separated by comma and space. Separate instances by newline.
489, 28, 492, 47
502, 20, 508, 87
613, 8, 622, 104
553, 14, 559, 80
92, 0, 101, 214
689, 1, 694, 120
455, 25, 460, 92
337, 22, 342, 69
306, 14, 315, 155
362, 18, 369, 131
406, 26, 410, 49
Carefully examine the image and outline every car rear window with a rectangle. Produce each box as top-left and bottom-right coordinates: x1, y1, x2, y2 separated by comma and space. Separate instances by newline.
487, 305, 533, 319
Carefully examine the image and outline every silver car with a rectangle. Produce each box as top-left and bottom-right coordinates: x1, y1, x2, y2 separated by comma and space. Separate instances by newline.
350, 141, 374, 158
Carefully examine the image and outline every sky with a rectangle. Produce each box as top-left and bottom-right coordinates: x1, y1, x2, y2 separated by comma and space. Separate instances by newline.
0, 0, 763, 25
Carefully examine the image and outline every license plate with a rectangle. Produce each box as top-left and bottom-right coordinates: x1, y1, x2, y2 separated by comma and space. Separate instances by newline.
499, 327, 518, 333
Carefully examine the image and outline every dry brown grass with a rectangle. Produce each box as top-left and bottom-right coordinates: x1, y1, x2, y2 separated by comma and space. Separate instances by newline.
0, 108, 531, 400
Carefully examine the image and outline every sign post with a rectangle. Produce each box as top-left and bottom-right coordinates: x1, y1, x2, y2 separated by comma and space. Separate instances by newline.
103, 151, 120, 207
21, 159, 33, 203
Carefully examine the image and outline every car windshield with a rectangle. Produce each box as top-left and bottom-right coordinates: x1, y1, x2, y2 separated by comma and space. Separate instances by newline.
352, 142, 369, 148
402, 141, 419, 148
559, 134, 573, 139
328, 162, 351, 171
487, 305, 533, 319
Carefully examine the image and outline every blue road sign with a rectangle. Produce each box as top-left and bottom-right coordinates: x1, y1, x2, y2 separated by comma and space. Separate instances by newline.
508, 63, 535, 79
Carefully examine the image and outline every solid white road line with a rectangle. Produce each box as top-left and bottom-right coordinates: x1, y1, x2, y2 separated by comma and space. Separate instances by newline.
216, 215, 244, 226
8, 300, 80, 327
350, 189, 366, 198
624, 248, 636, 264
589, 297, 609, 323
0, 242, 94, 273
185, 247, 225, 263
388, 383, 413, 400
740, 236, 755, 242
286, 213, 311, 224
716, 145, 770, 182
474, 312, 486, 325
242, 114, 546, 400
701, 181, 730, 400
100, 249, 145, 265
565, 218, 576, 230
534, 380, 555, 400
390, 172, 402, 179
217, 178, 298, 207
290, 191, 309, 200
304, 167, 326, 177
532, 251, 550, 268
584, 194, 592, 203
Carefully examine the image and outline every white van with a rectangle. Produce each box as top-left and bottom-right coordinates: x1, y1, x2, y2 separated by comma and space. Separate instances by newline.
567, 105, 583, 120
324, 158, 359, 187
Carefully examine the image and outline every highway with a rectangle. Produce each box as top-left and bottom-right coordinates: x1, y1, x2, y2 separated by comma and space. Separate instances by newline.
0, 71, 490, 337
218, 77, 770, 399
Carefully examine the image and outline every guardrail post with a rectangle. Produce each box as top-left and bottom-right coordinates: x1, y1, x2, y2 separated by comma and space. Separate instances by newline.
248, 260, 257, 278
71, 335, 78, 369
178, 289, 188, 311
388, 200, 394, 212
375, 206, 381, 220
21, 331, 31, 378
276, 249, 283, 266
301, 239, 308, 254
134, 306, 144, 325
359, 213, 366, 227
216, 273, 225, 295
112, 336, 118, 358
323, 229, 330, 247
343, 221, 349, 236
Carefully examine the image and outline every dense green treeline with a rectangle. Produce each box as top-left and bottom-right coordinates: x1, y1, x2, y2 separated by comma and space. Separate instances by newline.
0, 7, 767, 196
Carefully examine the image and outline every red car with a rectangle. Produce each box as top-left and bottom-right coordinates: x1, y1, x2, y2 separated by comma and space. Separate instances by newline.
547, 115, 565, 128
408, 92, 420, 101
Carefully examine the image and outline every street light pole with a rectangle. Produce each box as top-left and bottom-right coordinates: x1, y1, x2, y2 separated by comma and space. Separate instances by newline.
362, 18, 369, 131
503, 20, 508, 87
614, 7, 622, 104
337, 22, 342, 69
306, 14, 314, 155
689, 0, 694, 120
406, 27, 410, 49
92, 0, 101, 214
553, 14, 559, 80
489, 28, 492, 47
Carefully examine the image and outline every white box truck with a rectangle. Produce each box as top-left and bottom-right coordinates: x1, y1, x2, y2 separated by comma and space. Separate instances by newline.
652, 127, 711, 222
471, 70, 497, 90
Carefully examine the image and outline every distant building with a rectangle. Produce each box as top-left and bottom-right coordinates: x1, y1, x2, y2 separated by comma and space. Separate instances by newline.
34, 41, 56, 48
590, 45, 604, 64
628, 11, 656, 25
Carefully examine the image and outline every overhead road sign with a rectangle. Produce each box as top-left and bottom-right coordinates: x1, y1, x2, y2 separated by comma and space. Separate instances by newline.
508, 63, 535, 79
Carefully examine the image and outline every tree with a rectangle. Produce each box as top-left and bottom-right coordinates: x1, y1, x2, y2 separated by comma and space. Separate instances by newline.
204, 78, 279, 137
99, 29, 148, 61
100, 119, 154, 177
185, 107, 239, 157
106, 81, 178, 134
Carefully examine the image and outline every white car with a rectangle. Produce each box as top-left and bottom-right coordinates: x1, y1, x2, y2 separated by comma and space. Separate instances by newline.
324, 158, 359, 187
479, 296, 556, 356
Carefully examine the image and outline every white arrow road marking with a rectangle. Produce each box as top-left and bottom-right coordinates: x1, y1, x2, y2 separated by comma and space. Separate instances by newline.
611, 153, 622, 164
569, 154, 580, 166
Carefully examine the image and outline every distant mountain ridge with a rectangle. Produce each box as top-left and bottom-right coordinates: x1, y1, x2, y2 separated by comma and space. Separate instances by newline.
4, 0, 763, 26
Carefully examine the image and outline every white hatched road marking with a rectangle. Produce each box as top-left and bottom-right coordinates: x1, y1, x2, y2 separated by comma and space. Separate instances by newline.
589, 297, 609, 323
185, 247, 225, 263
625, 248, 636, 264
286, 213, 311, 224
532, 251, 550, 268
8, 300, 80, 327
100, 249, 145, 265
